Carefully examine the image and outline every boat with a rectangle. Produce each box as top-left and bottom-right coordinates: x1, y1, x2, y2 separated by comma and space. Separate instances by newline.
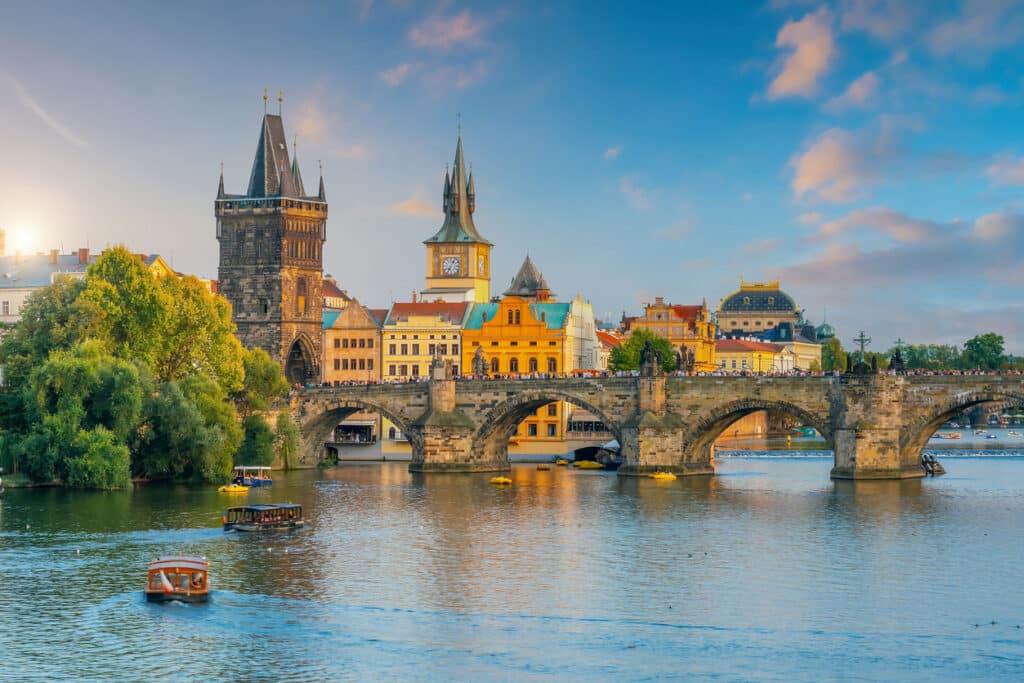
222, 504, 304, 532
939, 432, 962, 440
573, 460, 604, 469
232, 465, 273, 487
489, 476, 512, 485
145, 556, 210, 603
986, 434, 998, 439
536, 464, 551, 471
649, 471, 677, 481
217, 484, 249, 493
1009, 430, 1022, 437
555, 459, 569, 466
974, 430, 987, 436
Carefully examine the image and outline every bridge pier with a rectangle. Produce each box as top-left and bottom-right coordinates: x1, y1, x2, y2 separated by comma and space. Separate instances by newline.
831, 375, 924, 480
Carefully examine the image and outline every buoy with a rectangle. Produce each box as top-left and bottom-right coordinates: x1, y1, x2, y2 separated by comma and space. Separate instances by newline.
573, 460, 603, 469
537, 464, 551, 471
489, 476, 512, 485
649, 471, 677, 481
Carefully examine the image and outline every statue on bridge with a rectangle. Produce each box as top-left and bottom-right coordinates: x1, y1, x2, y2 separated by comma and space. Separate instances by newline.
640, 339, 663, 377
472, 347, 488, 378
890, 347, 907, 375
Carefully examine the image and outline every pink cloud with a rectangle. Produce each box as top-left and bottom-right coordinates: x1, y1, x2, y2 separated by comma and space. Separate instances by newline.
604, 144, 624, 160
767, 8, 836, 100
987, 155, 1024, 186
824, 71, 880, 112
393, 198, 440, 217
813, 207, 942, 243
409, 10, 488, 50
790, 128, 870, 202
380, 63, 420, 87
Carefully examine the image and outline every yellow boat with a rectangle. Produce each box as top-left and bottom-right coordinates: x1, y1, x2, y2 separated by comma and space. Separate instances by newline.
489, 476, 512, 485
218, 484, 249, 493
536, 464, 551, 471
573, 460, 604, 470
649, 471, 677, 481
555, 459, 569, 466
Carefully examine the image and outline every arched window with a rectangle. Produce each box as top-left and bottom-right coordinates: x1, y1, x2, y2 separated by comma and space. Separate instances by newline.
547, 358, 557, 374
507, 309, 514, 324
509, 358, 519, 373
490, 357, 500, 373
388, 427, 396, 440
296, 277, 308, 315
528, 358, 538, 373
514, 310, 521, 325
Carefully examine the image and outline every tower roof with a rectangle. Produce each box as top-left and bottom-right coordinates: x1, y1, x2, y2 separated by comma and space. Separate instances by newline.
291, 152, 306, 197
247, 114, 298, 198
503, 255, 552, 298
425, 134, 491, 245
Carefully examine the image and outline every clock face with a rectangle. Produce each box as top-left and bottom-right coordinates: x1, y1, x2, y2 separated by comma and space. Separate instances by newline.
442, 256, 460, 275
478, 255, 486, 276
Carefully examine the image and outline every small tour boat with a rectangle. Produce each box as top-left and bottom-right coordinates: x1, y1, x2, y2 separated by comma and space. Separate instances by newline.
223, 504, 304, 532
146, 556, 210, 603
536, 463, 551, 471
986, 434, 998, 439
489, 476, 512, 485
555, 459, 569, 466
939, 432, 962, 440
232, 465, 273, 487
217, 484, 249, 493
649, 471, 677, 481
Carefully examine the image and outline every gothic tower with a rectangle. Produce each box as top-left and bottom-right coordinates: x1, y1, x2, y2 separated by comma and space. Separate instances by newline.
215, 112, 327, 384
421, 134, 492, 303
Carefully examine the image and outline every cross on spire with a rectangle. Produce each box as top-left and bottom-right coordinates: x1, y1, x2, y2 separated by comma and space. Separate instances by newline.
853, 331, 872, 360
893, 337, 906, 350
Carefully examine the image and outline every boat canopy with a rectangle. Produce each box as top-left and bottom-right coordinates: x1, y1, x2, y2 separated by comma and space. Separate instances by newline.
234, 466, 272, 472
225, 504, 302, 513
149, 556, 209, 572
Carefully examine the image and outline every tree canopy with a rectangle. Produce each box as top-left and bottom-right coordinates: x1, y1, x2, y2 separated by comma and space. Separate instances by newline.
609, 328, 678, 373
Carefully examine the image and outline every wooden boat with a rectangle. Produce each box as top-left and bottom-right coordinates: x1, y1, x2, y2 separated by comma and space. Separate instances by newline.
232, 466, 273, 487
146, 556, 210, 603
223, 504, 304, 532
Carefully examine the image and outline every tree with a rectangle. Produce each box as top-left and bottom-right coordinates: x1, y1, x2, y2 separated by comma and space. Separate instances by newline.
234, 348, 290, 417
962, 332, 1005, 370
609, 329, 677, 373
275, 412, 300, 471
239, 415, 275, 466
821, 337, 846, 372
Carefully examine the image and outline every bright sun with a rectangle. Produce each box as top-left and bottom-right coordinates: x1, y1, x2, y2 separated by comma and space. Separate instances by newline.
8, 226, 37, 254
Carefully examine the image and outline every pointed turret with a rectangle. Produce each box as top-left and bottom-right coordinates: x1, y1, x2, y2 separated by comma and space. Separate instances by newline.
425, 133, 490, 245
246, 114, 297, 198
217, 168, 225, 199
317, 172, 326, 201
467, 168, 475, 214
504, 255, 552, 300
291, 154, 306, 197
443, 168, 451, 212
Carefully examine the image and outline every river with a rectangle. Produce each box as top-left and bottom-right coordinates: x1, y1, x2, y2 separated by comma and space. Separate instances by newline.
1, 453, 1023, 681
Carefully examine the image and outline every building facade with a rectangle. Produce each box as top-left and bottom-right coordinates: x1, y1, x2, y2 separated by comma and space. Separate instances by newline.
421, 135, 492, 303
323, 299, 382, 385
625, 297, 717, 372
216, 112, 327, 384
381, 302, 470, 380
716, 280, 800, 335
715, 338, 781, 374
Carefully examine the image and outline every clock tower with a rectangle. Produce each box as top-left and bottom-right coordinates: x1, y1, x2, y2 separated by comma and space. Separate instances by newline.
421, 133, 492, 303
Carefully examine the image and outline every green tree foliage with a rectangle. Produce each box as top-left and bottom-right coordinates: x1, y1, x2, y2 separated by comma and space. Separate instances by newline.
609, 329, 678, 373
239, 415, 275, 466
894, 344, 962, 370
234, 348, 290, 417
962, 333, 1005, 370
821, 337, 846, 372
275, 412, 300, 471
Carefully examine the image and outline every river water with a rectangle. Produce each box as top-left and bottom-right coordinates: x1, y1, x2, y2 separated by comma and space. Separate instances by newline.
2, 453, 1023, 681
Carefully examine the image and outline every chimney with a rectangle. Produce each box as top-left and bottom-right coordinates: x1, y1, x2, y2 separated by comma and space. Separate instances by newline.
412, 291, 417, 303
50, 249, 58, 265
78, 248, 89, 265
655, 296, 665, 305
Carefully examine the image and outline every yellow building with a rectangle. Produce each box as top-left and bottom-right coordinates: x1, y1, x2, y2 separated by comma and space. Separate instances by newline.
625, 297, 717, 372
715, 338, 779, 374
420, 134, 492, 304
381, 302, 470, 380
716, 279, 800, 335
322, 299, 383, 385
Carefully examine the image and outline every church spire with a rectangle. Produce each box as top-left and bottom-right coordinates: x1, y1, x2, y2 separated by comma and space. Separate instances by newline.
217, 162, 225, 199
247, 113, 296, 198
425, 131, 490, 245
317, 160, 326, 201
290, 136, 306, 197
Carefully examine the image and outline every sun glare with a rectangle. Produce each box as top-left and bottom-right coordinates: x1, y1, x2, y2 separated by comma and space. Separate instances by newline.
8, 225, 38, 254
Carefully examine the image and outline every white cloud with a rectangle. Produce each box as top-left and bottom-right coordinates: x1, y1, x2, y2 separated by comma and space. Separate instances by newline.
798, 211, 824, 225
393, 198, 441, 217
813, 207, 941, 243
380, 63, 420, 87
927, 0, 1024, 60
423, 61, 489, 90
408, 10, 488, 50
790, 128, 871, 202
767, 8, 836, 100
839, 0, 918, 41
987, 155, 1024, 186
619, 176, 652, 210
3, 70, 89, 149
824, 71, 880, 112
972, 211, 1024, 241
294, 99, 370, 161
604, 144, 624, 160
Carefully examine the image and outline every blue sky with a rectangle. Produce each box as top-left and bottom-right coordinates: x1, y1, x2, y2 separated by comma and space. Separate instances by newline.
2, 0, 1024, 353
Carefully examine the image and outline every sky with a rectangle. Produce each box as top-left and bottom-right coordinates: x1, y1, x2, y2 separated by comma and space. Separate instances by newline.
2, 0, 1024, 353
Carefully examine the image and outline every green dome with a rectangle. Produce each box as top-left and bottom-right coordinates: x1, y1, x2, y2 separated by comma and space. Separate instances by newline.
816, 321, 835, 339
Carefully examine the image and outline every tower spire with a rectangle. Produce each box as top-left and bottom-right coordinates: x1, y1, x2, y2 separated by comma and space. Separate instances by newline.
317, 159, 326, 201
290, 134, 306, 196
217, 161, 225, 199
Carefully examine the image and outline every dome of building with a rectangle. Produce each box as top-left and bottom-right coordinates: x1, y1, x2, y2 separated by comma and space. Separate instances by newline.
815, 321, 836, 340
718, 280, 797, 313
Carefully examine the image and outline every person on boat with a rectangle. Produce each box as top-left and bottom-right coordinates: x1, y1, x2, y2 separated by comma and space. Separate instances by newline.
192, 573, 204, 589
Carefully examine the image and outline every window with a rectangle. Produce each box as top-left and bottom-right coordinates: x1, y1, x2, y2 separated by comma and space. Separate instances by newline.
514, 310, 521, 324
528, 358, 538, 373
508, 309, 514, 324
399, 364, 408, 376
510, 358, 519, 373
528, 424, 538, 437
334, 338, 340, 348
742, 360, 747, 368
491, 358, 500, 373
439, 344, 447, 355
368, 360, 374, 370
411, 365, 419, 377
368, 339, 374, 348
400, 344, 408, 355
547, 358, 557, 373
389, 344, 396, 355
549, 341, 557, 346
359, 338, 365, 348
343, 339, 349, 348
296, 278, 307, 315
547, 404, 557, 416
731, 360, 737, 369
358, 359, 365, 370
389, 364, 396, 375
529, 341, 537, 346
333, 359, 340, 370
260, 299, 269, 315
411, 344, 420, 355
743, 296, 750, 305
510, 341, 518, 347
547, 424, 557, 437
491, 341, 499, 346
428, 344, 436, 355
452, 345, 458, 355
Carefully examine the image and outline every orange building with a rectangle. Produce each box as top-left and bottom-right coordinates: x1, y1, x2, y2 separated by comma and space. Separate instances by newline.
625, 297, 717, 372
322, 299, 383, 384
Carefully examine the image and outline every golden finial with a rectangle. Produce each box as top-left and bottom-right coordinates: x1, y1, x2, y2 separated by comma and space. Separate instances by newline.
263, 87, 268, 114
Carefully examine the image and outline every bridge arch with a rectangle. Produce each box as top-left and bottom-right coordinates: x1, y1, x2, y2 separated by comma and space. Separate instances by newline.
472, 389, 624, 466
298, 396, 422, 460
682, 398, 835, 466
901, 388, 1024, 459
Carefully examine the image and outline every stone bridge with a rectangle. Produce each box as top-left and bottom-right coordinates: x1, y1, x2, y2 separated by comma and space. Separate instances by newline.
290, 366, 1024, 480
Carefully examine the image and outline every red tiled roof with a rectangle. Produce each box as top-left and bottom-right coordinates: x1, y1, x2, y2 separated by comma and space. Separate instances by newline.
716, 338, 778, 353
596, 330, 622, 348
386, 302, 469, 325
322, 279, 351, 301
367, 308, 389, 326
670, 305, 702, 320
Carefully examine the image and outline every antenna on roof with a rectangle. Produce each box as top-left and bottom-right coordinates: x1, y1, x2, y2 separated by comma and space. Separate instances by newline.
263, 87, 268, 114
278, 89, 283, 115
